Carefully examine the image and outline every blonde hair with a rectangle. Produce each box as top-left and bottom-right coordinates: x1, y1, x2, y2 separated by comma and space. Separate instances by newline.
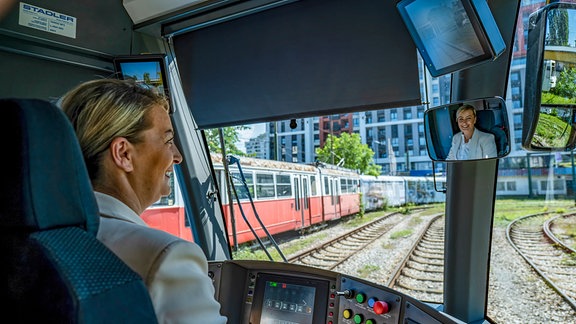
456, 104, 476, 118
60, 78, 169, 180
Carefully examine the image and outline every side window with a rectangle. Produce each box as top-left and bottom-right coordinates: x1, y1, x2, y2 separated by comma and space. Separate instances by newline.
323, 176, 330, 195
231, 171, 254, 200
276, 174, 292, 197
340, 178, 347, 193
256, 173, 275, 198
310, 175, 318, 196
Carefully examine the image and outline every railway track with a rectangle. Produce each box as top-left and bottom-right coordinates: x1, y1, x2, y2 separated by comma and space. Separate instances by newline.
507, 212, 576, 311
386, 214, 445, 303
287, 211, 411, 270
281, 208, 575, 321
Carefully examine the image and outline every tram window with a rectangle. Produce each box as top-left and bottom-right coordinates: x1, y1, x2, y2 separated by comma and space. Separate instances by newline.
231, 171, 254, 200
302, 178, 309, 209
323, 177, 330, 195
310, 175, 318, 196
256, 173, 275, 199
276, 174, 292, 197
350, 179, 357, 193
340, 178, 348, 193
540, 179, 565, 191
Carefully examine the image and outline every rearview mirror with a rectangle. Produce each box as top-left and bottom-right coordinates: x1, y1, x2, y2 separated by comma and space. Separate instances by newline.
523, 2, 576, 151
424, 97, 510, 162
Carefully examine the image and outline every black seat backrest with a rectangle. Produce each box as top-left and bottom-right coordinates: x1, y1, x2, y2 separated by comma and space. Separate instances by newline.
0, 98, 158, 323
476, 109, 508, 156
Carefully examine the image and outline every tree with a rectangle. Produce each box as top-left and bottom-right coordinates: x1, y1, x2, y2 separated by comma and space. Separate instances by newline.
143, 72, 151, 85
204, 126, 249, 156
316, 133, 381, 176
550, 67, 576, 99
547, 9, 569, 46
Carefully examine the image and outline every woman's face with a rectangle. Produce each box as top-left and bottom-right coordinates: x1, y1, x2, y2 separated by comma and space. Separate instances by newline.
131, 104, 182, 208
457, 109, 476, 138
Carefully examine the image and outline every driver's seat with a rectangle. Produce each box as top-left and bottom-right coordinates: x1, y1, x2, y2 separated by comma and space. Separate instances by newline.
476, 109, 508, 156
0, 98, 158, 323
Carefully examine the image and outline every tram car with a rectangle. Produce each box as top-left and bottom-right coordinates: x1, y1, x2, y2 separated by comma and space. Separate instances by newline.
405, 176, 447, 204
211, 154, 361, 246
142, 154, 362, 246
360, 174, 446, 209
360, 175, 407, 210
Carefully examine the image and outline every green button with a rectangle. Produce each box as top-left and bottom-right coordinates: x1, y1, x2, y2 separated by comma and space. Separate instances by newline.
356, 293, 366, 303
353, 314, 363, 324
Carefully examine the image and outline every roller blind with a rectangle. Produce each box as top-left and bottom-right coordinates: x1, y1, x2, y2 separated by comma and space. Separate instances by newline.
173, 0, 421, 129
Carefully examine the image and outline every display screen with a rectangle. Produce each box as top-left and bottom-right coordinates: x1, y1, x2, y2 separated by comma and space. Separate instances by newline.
250, 273, 329, 324
397, 0, 505, 77
113, 54, 170, 104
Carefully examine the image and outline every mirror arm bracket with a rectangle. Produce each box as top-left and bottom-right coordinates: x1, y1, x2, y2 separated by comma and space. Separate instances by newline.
432, 161, 447, 193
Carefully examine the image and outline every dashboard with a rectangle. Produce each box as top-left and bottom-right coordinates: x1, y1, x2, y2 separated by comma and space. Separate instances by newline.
209, 260, 462, 324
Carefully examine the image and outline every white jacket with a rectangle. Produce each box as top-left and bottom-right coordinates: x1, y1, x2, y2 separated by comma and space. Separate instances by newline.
94, 192, 227, 324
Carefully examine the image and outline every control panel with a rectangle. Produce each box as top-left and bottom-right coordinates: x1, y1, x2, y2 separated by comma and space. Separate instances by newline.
337, 276, 402, 323
208, 260, 462, 324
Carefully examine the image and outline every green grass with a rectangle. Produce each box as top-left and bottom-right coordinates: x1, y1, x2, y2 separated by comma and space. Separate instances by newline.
232, 231, 330, 261
357, 264, 380, 278
532, 112, 572, 148
493, 198, 574, 227
419, 204, 445, 216
390, 229, 413, 239
562, 253, 576, 266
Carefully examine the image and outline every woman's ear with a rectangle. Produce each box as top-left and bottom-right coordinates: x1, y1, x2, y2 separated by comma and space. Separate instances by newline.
109, 137, 134, 172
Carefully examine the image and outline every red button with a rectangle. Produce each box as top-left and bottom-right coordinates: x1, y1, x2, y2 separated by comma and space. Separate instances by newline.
373, 301, 389, 314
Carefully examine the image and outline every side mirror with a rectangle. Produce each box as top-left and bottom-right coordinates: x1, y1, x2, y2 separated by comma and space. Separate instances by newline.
424, 97, 511, 162
523, 2, 576, 151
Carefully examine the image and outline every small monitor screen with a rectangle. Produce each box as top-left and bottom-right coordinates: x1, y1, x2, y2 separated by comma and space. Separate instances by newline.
250, 273, 329, 324
397, 0, 505, 77
113, 54, 170, 100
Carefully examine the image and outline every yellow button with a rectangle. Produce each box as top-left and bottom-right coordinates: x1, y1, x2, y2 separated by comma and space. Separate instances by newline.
342, 309, 352, 319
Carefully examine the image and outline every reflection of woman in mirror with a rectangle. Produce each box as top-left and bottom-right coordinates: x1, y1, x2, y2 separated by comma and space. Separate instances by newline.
447, 104, 497, 160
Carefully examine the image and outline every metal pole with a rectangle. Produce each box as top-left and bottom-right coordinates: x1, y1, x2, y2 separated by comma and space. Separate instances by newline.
527, 152, 533, 198
218, 128, 237, 251
274, 121, 278, 161
330, 115, 334, 165
570, 151, 576, 206
405, 138, 410, 174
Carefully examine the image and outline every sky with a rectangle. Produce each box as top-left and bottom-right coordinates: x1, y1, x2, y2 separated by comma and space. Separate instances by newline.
237, 123, 266, 152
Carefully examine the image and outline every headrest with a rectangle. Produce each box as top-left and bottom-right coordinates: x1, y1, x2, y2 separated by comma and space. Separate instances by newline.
0, 98, 99, 234
476, 110, 495, 132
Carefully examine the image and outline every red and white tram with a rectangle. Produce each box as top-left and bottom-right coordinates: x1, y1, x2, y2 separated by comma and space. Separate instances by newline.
142, 154, 361, 246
